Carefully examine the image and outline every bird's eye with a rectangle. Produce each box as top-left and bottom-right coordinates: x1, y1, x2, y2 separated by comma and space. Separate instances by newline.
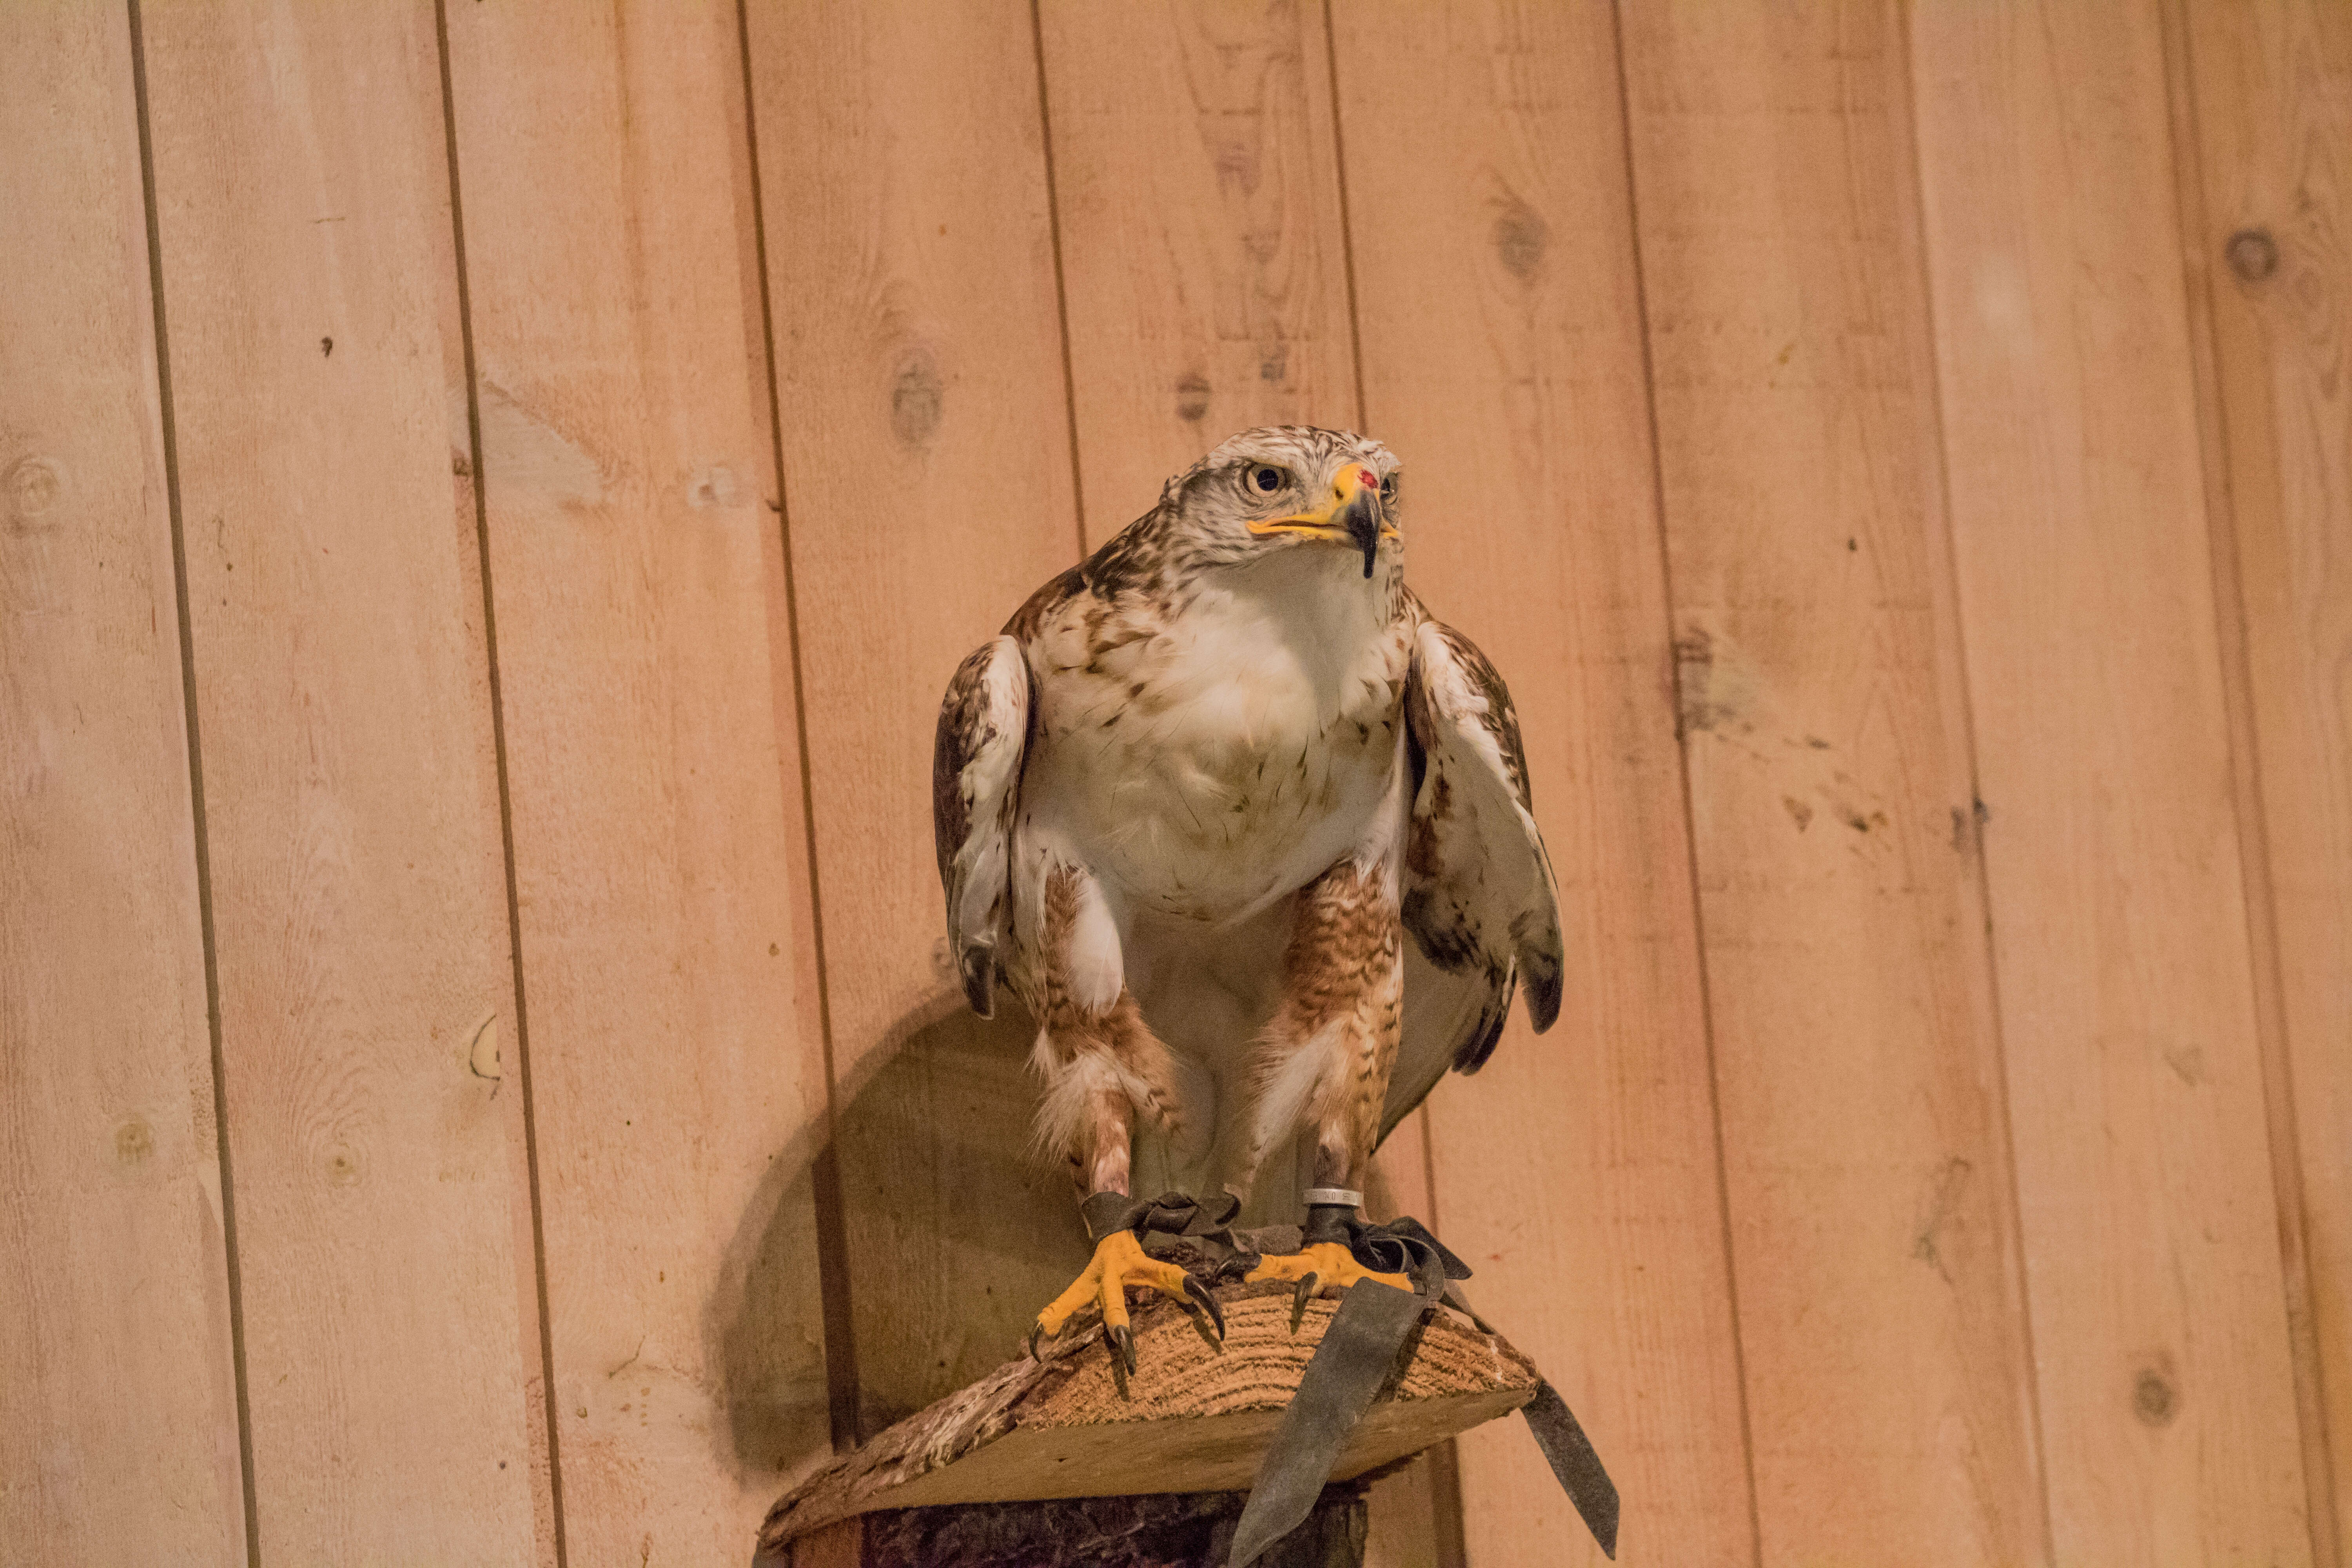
1250, 465, 1286, 494
1379, 472, 1398, 502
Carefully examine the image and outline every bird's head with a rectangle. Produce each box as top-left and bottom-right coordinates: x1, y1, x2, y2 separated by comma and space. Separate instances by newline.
1159, 426, 1400, 581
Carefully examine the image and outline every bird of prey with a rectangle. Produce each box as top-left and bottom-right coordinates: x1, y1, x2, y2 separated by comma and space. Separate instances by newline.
933, 425, 1561, 1364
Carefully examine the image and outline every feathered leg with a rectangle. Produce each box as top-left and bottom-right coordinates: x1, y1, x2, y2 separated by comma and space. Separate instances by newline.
1024, 865, 1220, 1370
1032, 987, 1171, 1194
1236, 857, 1412, 1314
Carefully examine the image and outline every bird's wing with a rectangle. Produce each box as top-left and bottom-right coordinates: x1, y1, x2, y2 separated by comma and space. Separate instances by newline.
1381, 615, 1564, 1140
933, 635, 1031, 1018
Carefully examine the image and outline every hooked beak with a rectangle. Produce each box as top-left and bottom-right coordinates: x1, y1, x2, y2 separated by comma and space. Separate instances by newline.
1248, 465, 1397, 579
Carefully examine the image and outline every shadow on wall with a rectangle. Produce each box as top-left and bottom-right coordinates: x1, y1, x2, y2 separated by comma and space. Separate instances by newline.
705, 981, 1426, 1472
702, 1085, 831, 1483
706, 988, 1091, 1475
834, 993, 1094, 1436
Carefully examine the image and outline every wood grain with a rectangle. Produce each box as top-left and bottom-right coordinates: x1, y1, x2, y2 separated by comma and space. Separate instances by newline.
7, 7, 2345, 1562
2173, 1, 2352, 1560
136, 0, 546, 1556
1616, 3, 2049, 1562
1909, 2, 2315, 1561
762, 1282, 1536, 1544
1036, 0, 1359, 530
1327, 5, 1759, 1563
0, 2, 243, 1559
440, 1, 833, 1559
742, 0, 1089, 1439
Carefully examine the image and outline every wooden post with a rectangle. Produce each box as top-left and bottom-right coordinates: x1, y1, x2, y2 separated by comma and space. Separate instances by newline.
781, 1481, 1371, 1568
756, 1280, 1540, 1566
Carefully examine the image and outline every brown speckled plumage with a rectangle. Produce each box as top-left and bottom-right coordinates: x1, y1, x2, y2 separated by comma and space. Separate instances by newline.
1252, 860, 1403, 1195
932, 426, 1562, 1216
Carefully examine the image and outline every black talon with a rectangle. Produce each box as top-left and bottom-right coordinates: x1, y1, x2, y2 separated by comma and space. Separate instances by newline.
1184, 1275, 1227, 1345
1105, 1324, 1136, 1397
1028, 1321, 1048, 1361
1290, 1271, 1320, 1333
1178, 1278, 1224, 1352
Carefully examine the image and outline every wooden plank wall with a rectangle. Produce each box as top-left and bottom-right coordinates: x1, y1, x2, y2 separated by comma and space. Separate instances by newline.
2, 2, 2343, 1565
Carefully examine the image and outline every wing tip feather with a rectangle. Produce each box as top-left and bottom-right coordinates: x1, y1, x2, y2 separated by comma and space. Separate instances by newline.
959, 944, 996, 1018
1452, 973, 1515, 1074
1523, 955, 1562, 1034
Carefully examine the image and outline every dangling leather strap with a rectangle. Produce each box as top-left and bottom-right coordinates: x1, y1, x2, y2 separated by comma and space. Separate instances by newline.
1517, 1380, 1620, 1557
1227, 1214, 1619, 1565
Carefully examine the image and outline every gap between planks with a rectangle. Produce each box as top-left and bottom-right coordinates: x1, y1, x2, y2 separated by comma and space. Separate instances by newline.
124, 0, 261, 1557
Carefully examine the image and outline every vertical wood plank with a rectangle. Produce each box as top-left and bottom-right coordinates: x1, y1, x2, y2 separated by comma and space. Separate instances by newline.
1038, 0, 1358, 530
0, 2, 245, 1558
137, 0, 548, 1555
788, 1515, 862, 1568
1327, 4, 1758, 1563
742, 0, 1085, 1436
1033, 4, 1451, 1557
1616, 3, 2049, 1561
440, 0, 833, 1558
1909, 3, 2315, 1562
2174, 0, 2352, 1559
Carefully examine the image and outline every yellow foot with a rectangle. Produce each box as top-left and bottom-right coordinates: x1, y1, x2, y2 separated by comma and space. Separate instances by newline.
1246, 1241, 1412, 1332
1030, 1229, 1225, 1392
